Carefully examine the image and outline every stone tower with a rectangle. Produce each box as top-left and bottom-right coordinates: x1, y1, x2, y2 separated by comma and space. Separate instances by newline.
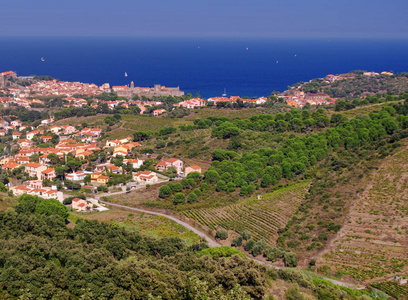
130, 81, 134, 88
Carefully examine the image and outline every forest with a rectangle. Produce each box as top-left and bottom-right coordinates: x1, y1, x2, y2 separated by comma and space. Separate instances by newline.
0, 195, 382, 299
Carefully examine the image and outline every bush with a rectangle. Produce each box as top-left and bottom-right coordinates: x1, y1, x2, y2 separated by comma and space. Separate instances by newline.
232, 236, 243, 247
200, 182, 209, 191
241, 230, 252, 240
283, 251, 298, 267
197, 246, 245, 259
245, 239, 255, 251
215, 229, 228, 240
251, 245, 263, 257
187, 192, 198, 204
173, 193, 186, 205
192, 188, 201, 196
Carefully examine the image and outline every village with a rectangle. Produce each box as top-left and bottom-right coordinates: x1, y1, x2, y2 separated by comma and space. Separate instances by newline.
0, 69, 388, 213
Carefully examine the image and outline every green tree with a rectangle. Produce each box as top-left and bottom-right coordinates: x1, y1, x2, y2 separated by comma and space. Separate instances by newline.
187, 192, 198, 203
215, 229, 228, 240
173, 193, 186, 205
159, 185, 172, 198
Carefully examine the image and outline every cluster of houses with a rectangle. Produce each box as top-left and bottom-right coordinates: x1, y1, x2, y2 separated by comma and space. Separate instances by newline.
207, 96, 268, 106
0, 118, 202, 211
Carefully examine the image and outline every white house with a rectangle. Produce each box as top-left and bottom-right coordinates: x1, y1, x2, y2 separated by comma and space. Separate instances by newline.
133, 171, 158, 184
65, 171, 86, 182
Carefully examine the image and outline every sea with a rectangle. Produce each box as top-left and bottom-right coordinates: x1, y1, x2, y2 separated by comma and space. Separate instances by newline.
1, 37, 408, 98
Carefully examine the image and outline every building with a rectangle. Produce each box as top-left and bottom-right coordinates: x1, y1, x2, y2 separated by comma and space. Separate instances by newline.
41, 168, 56, 181
65, 171, 86, 182
123, 159, 144, 169
185, 165, 202, 176
0, 71, 17, 88
114, 83, 184, 98
25, 162, 47, 179
156, 158, 183, 174
153, 109, 166, 116
96, 175, 109, 186
133, 171, 158, 184
71, 198, 90, 211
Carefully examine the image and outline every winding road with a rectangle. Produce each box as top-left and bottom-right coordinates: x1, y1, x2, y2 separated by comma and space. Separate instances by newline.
99, 200, 364, 289
98, 200, 221, 247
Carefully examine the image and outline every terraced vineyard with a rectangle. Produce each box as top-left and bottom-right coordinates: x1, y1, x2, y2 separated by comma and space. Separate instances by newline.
319, 145, 408, 281
371, 281, 408, 300
181, 181, 310, 244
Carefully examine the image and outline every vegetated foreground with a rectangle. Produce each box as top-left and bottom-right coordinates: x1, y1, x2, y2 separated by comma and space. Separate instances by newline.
181, 181, 310, 244
319, 143, 408, 281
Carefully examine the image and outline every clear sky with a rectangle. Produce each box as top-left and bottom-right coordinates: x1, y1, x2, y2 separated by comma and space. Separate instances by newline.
1, 0, 407, 38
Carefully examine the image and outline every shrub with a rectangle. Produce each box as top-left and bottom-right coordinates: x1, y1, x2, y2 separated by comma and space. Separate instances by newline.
172, 182, 183, 192
283, 251, 298, 267
192, 188, 201, 196
187, 192, 198, 204
215, 229, 228, 240
216, 180, 226, 192
232, 236, 243, 247
197, 246, 245, 259
245, 239, 255, 251
200, 182, 209, 191
173, 193, 186, 205
241, 230, 252, 240
251, 245, 263, 257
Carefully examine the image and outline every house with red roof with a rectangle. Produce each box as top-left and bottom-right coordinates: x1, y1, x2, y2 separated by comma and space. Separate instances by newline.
25, 162, 47, 179
185, 165, 202, 176
41, 168, 56, 181
156, 158, 183, 174
133, 171, 158, 184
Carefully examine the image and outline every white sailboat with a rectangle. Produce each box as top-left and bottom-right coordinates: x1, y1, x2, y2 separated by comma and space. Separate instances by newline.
222, 88, 227, 97
124, 72, 128, 77
41, 57, 45, 62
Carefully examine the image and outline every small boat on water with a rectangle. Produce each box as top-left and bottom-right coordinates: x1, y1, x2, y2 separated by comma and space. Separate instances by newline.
41, 57, 45, 62
124, 72, 128, 77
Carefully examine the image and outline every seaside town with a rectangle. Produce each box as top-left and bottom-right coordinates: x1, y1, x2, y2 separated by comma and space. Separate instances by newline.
0, 69, 397, 213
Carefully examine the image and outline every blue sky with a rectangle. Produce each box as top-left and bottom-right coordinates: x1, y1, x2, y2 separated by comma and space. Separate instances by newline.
1, 0, 407, 38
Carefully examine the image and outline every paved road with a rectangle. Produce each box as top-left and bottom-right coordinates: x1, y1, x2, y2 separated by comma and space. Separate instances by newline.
99, 200, 221, 247
99, 200, 363, 289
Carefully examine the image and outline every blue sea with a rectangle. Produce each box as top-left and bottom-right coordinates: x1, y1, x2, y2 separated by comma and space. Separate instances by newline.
1, 37, 408, 98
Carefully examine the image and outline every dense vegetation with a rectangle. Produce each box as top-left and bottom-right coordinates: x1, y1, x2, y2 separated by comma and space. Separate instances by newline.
0, 195, 382, 299
292, 71, 408, 99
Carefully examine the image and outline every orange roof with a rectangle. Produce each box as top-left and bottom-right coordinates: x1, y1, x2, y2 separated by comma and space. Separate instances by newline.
41, 168, 55, 174
3, 162, 20, 169
97, 175, 109, 179
189, 165, 201, 170
166, 158, 180, 163
72, 198, 82, 202
25, 162, 42, 168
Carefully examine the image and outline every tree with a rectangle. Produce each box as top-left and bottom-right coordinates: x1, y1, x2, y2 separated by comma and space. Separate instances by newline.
173, 193, 186, 205
283, 252, 298, 267
35, 198, 69, 219
232, 236, 243, 247
215, 229, 228, 240
204, 170, 220, 184
187, 192, 198, 203
216, 180, 226, 192
47, 153, 60, 165
241, 230, 251, 240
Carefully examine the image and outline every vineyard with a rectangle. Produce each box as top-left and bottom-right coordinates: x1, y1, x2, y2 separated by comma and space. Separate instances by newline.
320, 145, 408, 281
371, 281, 408, 300
181, 181, 310, 244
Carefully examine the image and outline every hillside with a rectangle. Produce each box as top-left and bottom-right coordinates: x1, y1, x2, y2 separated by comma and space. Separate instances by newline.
291, 71, 408, 99
318, 140, 408, 281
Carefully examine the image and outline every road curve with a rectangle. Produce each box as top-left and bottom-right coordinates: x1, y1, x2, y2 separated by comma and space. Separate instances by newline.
99, 200, 221, 247
99, 201, 364, 290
